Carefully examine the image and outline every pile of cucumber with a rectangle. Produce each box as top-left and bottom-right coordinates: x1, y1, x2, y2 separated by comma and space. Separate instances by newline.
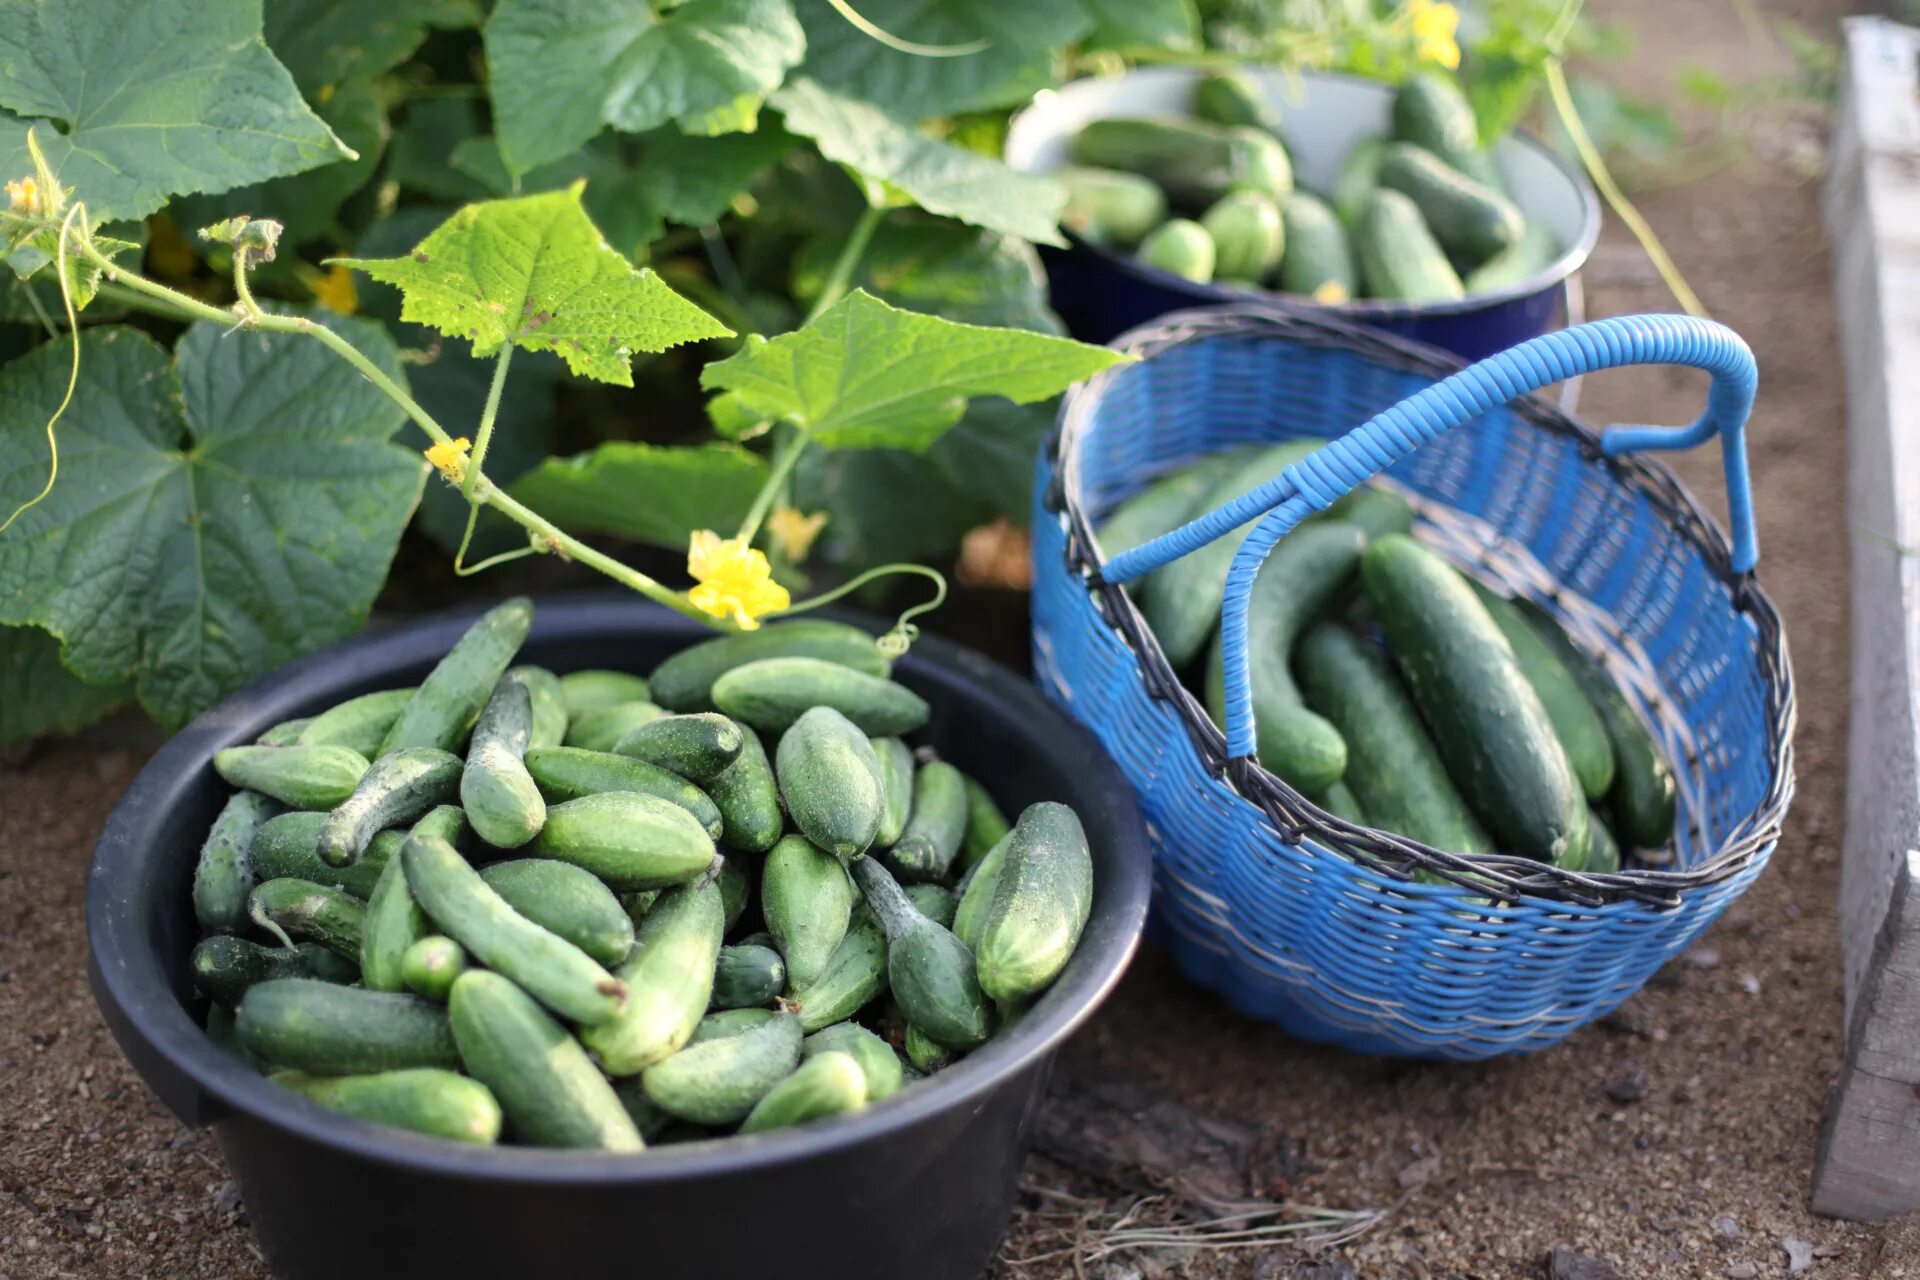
187, 598, 1095, 1149
1059, 69, 1560, 304
1099, 443, 1678, 874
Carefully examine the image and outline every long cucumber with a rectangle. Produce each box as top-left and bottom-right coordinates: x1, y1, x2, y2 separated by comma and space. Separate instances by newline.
379, 597, 533, 756
460, 678, 546, 849
580, 878, 725, 1075
971, 802, 1094, 1003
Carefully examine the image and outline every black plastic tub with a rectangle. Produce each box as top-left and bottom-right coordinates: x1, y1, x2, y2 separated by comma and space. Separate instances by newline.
87, 596, 1151, 1280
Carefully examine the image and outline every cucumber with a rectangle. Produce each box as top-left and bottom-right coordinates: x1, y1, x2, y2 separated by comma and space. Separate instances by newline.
1194, 68, 1282, 135
775, 707, 885, 862
1278, 192, 1358, 302
1315, 779, 1368, 825
273, 1068, 502, 1145
401, 935, 468, 1000
580, 878, 725, 1074
649, 620, 890, 713
971, 802, 1094, 1003
707, 721, 782, 853
803, 1023, 903, 1101
612, 712, 744, 784
556, 669, 652, 718
611, 1079, 676, 1142
564, 700, 665, 754
871, 737, 914, 848
296, 688, 413, 758
1332, 136, 1387, 229
460, 680, 545, 849
888, 760, 968, 883
904, 882, 957, 928
904, 1025, 955, 1074
1094, 452, 1248, 562
641, 1009, 804, 1125
206, 1003, 256, 1066
952, 834, 1009, 951
1583, 807, 1622, 873
251, 812, 394, 898
249, 879, 366, 960
1058, 166, 1168, 248
448, 970, 643, 1150
379, 597, 533, 756
850, 856, 992, 1049
1136, 218, 1214, 283
1361, 535, 1588, 863
1341, 486, 1416, 541
691, 1007, 776, 1043
1392, 70, 1506, 192
403, 834, 627, 1025
713, 943, 786, 1009
316, 747, 463, 867
1201, 521, 1366, 792
716, 854, 751, 931
191, 936, 358, 1007
1464, 221, 1560, 294
534, 791, 717, 890
738, 1051, 867, 1134
1377, 142, 1522, 265
1200, 190, 1284, 283
359, 804, 467, 992
959, 773, 1010, 873
508, 665, 568, 749
1356, 188, 1464, 302
479, 858, 635, 967
763, 835, 854, 992
236, 978, 459, 1073
194, 791, 275, 934
1070, 116, 1289, 205
212, 745, 369, 810
713, 658, 929, 736
621, 890, 660, 925
790, 906, 888, 1033
1468, 583, 1615, 801
1295, 623, 1493, 853
258, 717, 312, 746
523, 745, 723, 839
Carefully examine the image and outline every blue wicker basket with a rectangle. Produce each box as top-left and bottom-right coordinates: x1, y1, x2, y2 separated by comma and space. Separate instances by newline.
1030, 306, 1795, 1059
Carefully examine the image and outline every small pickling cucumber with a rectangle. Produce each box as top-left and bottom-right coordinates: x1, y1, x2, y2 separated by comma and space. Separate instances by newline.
379, 597, 533, 756
460, 679, 545, 849
1582, 807, 1622, 873
641, 1009, 804, 1126
273, 1068, 502, 1145
850, 856, 991, 1049
905, 1025, 955, 1074
1356, 188, 1464, 302
763, 835, 854, 993
251, 812, 394, 898
534, 791, 717, 890
1070, 117, 1290, 204
1201, 190, 1285, 283
706, 721, 782, 853
249, 879, 366, 960
716, 855, 751, 931
1193, 68, 1282, 135
237, 978, 459, 1074
1058, 165, 1167, 248
258, 718, 312, 746
739, 1051, 868, 1134
611, 1079, 675, 1142
448, 970, 643, 1150
401, 935, 468, 1001
888, 760, 968, 883
317, 747, 463, 867
612, 712, 744, 784
523, 745, 723, 839
1315, 780, 1368, 826
1464, 221, 1560, 294
296, 688, 414, 758
1094, 451, 1248, 563
952, 834, 1010, 951
959, 773, 1010, 873
1136, 218, 1215, 283
714, 658, 929, 737
1376, 142, 1522, 266
564, 700, 664, 754
213, 745, 369, 811
803, 1023, 903, 1101
479, 858, 634, 968
403, 834, 628, 1026
790, 906, 888, 1033
1340, 486, 1416, 541
1468, 582, 1615, 801
712, 943, 786, 1009
691, 1007, 777, 1042
194, 791, 276, 934
507, 666, 568, 749
1392, 70, 1506, 193
1277, 191, 1358, 303
971, 802, 1094, 1003
904, 882, 957, 929
580, 878, 725, 1075
191, 937, 358, 1007
556, 669, 652, 719
648, 620, 891, 712
871, 737, 914, 849
359, 805, 465, 991
776, 707, 885, 862
1332, 135, 1388, 229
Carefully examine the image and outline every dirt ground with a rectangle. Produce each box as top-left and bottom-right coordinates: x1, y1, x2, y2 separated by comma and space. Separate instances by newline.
0, 2, 1903, 1277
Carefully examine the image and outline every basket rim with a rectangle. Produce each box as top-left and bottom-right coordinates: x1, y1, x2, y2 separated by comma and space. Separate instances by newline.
1043, 302, 1797, 910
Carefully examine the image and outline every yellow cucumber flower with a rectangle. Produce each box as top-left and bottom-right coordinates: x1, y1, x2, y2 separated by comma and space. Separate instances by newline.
302, 262, 359, 315
687, 530, 790, 630
5, 177, 40, 214
766, 506, 829, 563
1407, 0, 1462, 70
425, 437, 472, 483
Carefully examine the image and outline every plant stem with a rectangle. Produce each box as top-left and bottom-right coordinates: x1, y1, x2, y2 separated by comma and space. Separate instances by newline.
804, 204, 886, 325
465, 346, 514, 501
736, 431, 807, 544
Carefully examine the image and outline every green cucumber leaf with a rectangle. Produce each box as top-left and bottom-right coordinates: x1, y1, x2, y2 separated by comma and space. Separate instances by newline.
334, 184, 732, 385
1076, 0, 1199, 52
926, 397, 1054, 520
386, 99, 497, 203
794, 447, 991, 570
0, 625, 128, 746
1, 224, 144, 318
265, 0, 480, 94
0, 317, 425, 728
511, 442, 768, 551
789, 218, 1059, 333
772, 78, 1066, 247
0, 0, 353, 222
700, 289, 1125, 451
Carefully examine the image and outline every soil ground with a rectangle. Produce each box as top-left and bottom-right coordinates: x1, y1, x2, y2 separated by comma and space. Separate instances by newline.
0, 2, 1902, 1277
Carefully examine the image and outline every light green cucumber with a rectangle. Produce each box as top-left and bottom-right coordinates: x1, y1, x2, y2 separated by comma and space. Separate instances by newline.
1201, 189, 1285, 283
250, 812, 394, 898
580, 878, 725, 1074
707, 722, 782, 853
738, 1051, 868, 1134
850, 856, 991, 1048
803, 1023, 903, 1101
213, 745, 369, 811
648, 620, 891, 713
871, 737, 914, 849
1058, 165, 1167, 248
533, 791, 717, 890
194, 791, 276, 934
972, 802, 1094, 1003
379, 598, 533, 756
763, 835, 854, 992
1468, 582, 1615, 801
1194, 68, 1283, 134
522, 745, 723, 839
358, 806, 467, 992
508, 665, 568, 749
564, 700, 664, 754
190, 936, 358, 1007
295, 688, 414, 758
712, 943, 786, 1009
888, 761, 968, 883
249, 879, 366, 960
556, 669, 652, 718
1137, 218, 1215, 283
479, 858, 635, 967
959, 773, 1010, 873
460, 680, 545, 849
776, 707, 885, 862
641, 1009, 804, 1125
236, 978, 459, 1073
790, 906, 888, 1033
317, 747, 463, 867
258, 717, 312, 746
713, 658, 929, 737
401, 935, 468, 1000
905, 1025, 955, 1074
612, 712, 744, 784
273, 1068, 501, 1145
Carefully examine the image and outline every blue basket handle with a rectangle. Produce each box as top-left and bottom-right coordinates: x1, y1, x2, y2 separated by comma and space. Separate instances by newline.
1097, 314, 1759, 763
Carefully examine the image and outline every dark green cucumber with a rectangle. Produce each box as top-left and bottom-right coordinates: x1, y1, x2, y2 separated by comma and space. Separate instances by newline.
358, 805, 464, 991
580, 878, 725, 1074
612, 712, 744, 784
610, 1079, 676, 1142
649, 620, 891, 713
258, 717, 312, 746
273, 1068, 500, 1145
1201, 521, 1367, 792
1069, 116, 1290, 205
1136, 218, 1214, 283
205, 1003, 256, 1066
1278, 191, 1358, 302
1194, 68, 1282, 134
249, 879, 366, 960
461, 679, 545, 849
972, 802, 1094, 1003
564, 700, 664, 754
1356, 189, 1464, 302
850, 857, 991, 1048
1583, 807, 1622, 873
448, 969, 643, 1150
479, 858, 635, 967
1058, 165, 1167, 248
959, 773, 1010, 873
236, 978, 459, 1073
1463, 221, 1559, 294
295, 688, 413, 758
556, 669, 651, 718
952, 834, 1010, 951
802, 1023, 903, 1101
763, 835, 854, 992
1361, 536, 1588, 863
523, 745, 723, 839
191, 937, 358, 1007
904, 882, 957, 929
1391, 70, 1506, 192
713, 658, 929, 736
317, 747, 463, 867
213, 745, 369, 810
403, 834, 627, 1025
1341, 486, 1416, 541
379, 597, 533, 756
1295, 623, 1493, 853
194, 791, 275, 934
707, 721, 781, 853
871, 737, 914, 849
713, 943, 786, 1009
1468, 583, 1615, 800
904, 1025, 956, 1074
534, 791, 717, 890
717, 855, 751, 931
776, 707, 885, 862
508, 665, 568, 749
1315, 780, 1368, 826
401, 935, 468, 1000
641, 1009, 803, 1125
1094, 450, 1251, 563
790, 905, 888, 1033
888, 761, 968, 883
251, 812, 394, 898
1332, 136, 1388, 229
738, 1051, 867, 1134
1200, 190, 1285, 283
1377, 142, 1522, 265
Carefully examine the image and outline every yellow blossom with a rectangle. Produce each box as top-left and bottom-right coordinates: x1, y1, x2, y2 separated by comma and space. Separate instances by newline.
1312, 280, 1351, 305
5, 177, 39, 214
425, 437, 472, 483
1406, 0, 1461, 70
766, 506, 829, 563
302, 262, 359, 315
687, 530, 790, 630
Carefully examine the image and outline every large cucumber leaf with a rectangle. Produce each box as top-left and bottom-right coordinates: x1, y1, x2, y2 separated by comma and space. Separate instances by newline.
0, 626, 128, 746
264, 0, 480, 94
